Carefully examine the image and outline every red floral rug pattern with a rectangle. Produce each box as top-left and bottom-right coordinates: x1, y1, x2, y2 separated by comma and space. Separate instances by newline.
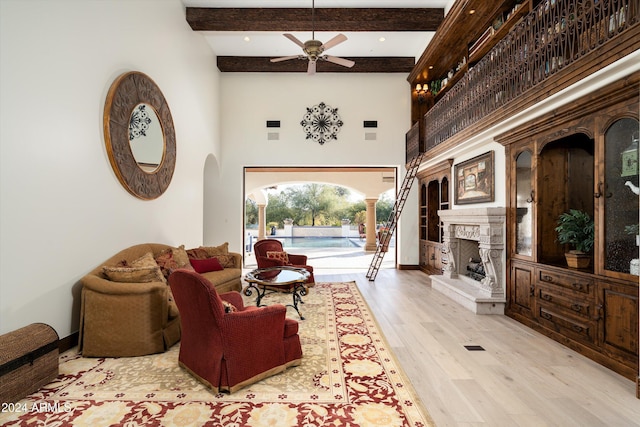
0, 282, 434, 426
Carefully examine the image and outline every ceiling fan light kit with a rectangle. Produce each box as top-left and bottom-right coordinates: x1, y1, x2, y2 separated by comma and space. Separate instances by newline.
270, 0, 355, 74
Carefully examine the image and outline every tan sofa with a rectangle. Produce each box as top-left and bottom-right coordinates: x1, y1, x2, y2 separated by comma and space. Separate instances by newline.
79, 243, 242, 357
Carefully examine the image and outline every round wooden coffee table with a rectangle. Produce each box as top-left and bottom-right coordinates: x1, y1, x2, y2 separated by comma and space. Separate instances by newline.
244, 266, 310, 319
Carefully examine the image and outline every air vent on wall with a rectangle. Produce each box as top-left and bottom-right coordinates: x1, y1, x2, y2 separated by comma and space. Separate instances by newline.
266, 120, 281, 128
363, 120, 378, 128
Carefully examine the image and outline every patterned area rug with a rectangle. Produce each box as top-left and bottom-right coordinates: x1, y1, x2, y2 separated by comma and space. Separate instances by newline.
0, 282, 434, 426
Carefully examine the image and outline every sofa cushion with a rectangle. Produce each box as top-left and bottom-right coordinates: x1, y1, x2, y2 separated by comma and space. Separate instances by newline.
200, 268, 241, 286
266, 251, 289, 264
190, 257, 223, 274
102, 266, 165, 283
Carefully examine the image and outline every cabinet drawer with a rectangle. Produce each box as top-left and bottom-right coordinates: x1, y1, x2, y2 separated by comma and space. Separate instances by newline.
537, 268, 593, 294
538, 304, 596, 344
537, 285, 592, 319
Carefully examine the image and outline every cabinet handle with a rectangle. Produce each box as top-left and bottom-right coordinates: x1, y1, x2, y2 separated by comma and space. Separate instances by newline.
526, 190, 535, 203
541, 312, 552, 320
530, 285, 535, 297
593, 304, 604, 321
572, 283, 584, 291
541, 275, 553, 283
570, 303, 582, 312
542, 293, 552, 301
571, 325, 584, 333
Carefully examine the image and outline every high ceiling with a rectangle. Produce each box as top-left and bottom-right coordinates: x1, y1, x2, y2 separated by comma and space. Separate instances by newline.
181, 0, 452, 73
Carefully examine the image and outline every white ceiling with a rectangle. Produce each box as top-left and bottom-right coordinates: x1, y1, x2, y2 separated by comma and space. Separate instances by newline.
181, 0, 452, 61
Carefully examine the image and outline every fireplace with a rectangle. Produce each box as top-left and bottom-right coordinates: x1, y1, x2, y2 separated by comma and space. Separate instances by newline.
430, 207, 506, 314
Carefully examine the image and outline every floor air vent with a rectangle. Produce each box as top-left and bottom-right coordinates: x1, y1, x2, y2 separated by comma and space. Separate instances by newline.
464, 345, 485, 351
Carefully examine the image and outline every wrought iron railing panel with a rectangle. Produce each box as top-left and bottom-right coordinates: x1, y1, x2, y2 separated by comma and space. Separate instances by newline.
423, 0, 638, 152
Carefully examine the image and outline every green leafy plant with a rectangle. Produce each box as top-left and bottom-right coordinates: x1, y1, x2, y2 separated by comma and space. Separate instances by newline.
555, 209, 595, 253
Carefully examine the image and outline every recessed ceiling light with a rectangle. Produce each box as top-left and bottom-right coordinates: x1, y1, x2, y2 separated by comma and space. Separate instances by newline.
429, 65, 434, 69
244, 36, 251, 42
469, 9, 476, 14
379, 37, 386, 42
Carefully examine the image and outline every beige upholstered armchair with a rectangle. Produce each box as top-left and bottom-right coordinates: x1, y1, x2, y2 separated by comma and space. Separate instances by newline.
79, 243, 181, 357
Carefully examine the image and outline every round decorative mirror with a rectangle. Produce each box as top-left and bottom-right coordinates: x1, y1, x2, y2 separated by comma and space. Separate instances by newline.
104, 72, 176, 199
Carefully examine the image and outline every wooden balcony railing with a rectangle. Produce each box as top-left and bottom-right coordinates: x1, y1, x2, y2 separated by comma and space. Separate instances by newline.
423, 0, 639, 152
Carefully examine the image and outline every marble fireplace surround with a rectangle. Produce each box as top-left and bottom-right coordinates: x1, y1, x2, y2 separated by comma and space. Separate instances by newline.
430, 207, 506, 314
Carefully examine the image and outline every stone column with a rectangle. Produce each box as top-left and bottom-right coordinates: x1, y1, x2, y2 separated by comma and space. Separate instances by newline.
257, 204, 266, 240
364, 198, 378, 251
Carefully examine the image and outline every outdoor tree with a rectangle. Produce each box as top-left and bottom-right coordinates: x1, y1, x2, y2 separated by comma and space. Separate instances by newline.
286, 184, 331, 226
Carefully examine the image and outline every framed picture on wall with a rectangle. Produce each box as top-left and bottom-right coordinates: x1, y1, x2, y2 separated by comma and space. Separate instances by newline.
454, 151, 495, 204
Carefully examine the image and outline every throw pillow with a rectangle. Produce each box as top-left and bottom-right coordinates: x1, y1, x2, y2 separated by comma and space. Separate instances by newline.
155, 248, 179, 279
171, 245, 191, 268
129, 252, 165, 283
214, 254, 235, 268
103, 266, 165, 283
189, 257, 224, 274
266, 251, 289, 264
201, 242, 229, 257
222, 300, 237, 313
186, 247, 210, 260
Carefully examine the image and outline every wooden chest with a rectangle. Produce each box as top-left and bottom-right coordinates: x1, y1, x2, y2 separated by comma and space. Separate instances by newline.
0, 323, 59, 403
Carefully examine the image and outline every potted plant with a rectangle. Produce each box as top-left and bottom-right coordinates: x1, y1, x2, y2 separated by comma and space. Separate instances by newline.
555, 209, 595, 268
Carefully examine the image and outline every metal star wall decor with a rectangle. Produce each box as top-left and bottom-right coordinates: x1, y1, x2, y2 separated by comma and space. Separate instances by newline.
300, 102, 343, 145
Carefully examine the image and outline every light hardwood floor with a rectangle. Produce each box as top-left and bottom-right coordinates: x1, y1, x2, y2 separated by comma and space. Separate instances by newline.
314, 268, 640, 427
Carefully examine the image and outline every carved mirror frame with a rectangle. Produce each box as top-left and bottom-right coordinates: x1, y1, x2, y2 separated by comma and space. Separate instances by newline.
104, 71, 176, 200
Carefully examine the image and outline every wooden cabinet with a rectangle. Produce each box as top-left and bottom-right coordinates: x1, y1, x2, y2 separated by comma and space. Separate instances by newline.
418, 159, 452, 275
499, 74, 639, 381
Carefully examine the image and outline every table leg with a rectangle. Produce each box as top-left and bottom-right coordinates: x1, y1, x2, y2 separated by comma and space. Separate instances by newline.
243, 283, 267, 307
286, 283, 307, 320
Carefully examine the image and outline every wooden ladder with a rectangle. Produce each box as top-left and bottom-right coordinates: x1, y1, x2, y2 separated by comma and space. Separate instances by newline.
366, 154, 424, 281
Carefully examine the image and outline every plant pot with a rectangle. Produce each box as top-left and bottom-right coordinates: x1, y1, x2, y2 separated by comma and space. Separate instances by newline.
564, 251, 591, 269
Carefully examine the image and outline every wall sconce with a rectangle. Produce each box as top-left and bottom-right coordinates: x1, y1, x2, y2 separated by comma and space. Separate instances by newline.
415, 84, 428, 103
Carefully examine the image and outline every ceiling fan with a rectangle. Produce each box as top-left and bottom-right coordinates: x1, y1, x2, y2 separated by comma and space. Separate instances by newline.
270, 0, 355, 74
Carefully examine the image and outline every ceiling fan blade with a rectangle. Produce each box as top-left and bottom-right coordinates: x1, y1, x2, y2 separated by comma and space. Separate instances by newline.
270, 55, 300, 63
307, 60, 316, 75
325, 55, 355, 68
283, 33, 305, 49
321, 34, 347, 51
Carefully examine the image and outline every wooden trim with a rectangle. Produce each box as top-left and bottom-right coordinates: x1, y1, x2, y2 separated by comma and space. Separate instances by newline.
397, 264, 420, 270
186, 7, 443, 32
216, 56, 415, 73
59, 332, 78, 353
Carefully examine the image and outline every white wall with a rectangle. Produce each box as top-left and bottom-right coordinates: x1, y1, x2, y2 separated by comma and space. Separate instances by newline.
0, 0, 220, 337
210, 73, 419, 266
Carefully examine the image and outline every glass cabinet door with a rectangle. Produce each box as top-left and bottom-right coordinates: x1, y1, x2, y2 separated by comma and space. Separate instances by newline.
515, 151, 533, 256
603, 118, 640, 276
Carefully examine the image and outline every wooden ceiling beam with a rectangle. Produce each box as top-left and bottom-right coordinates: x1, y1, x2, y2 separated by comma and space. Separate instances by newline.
216, 56, 415, 73
186, 8, 444, 32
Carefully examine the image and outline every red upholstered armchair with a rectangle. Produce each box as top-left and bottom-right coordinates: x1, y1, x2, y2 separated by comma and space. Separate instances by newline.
253, 239, 315, 286
168, 269, 302, 393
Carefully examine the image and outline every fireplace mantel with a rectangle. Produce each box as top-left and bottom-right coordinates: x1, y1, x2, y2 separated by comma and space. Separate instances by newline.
431, 207, 506, 314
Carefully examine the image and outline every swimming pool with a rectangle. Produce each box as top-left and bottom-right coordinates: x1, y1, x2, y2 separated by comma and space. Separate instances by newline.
276, 237, 361, 248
